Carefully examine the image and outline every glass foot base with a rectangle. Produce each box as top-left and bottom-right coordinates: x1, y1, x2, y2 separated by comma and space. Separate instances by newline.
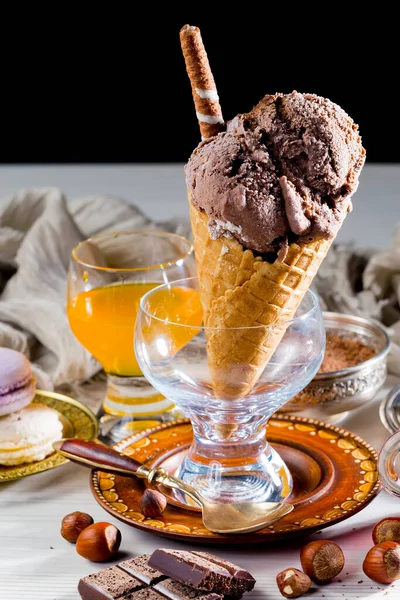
175, 446, 292, 504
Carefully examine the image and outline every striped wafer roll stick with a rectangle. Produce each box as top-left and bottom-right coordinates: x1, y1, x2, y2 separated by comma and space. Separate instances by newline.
180, 24, 224, 139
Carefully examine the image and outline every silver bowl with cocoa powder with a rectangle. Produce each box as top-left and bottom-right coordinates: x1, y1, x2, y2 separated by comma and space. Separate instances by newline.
280, 312, 390, 419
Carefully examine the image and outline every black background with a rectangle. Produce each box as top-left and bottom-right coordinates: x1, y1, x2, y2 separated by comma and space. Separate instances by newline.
0, 9, 396, 163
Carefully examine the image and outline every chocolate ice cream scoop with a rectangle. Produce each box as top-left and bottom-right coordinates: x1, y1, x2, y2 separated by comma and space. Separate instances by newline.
185, 91, 365, 254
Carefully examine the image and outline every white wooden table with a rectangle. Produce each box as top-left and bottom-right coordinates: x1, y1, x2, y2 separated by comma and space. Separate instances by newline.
1, 164, 400, 600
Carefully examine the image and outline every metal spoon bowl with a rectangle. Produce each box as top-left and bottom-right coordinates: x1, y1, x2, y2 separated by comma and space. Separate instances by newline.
53, 438, 293, 534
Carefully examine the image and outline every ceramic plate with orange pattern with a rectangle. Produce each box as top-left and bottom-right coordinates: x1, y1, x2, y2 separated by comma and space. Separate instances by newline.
90, 416, 380, 544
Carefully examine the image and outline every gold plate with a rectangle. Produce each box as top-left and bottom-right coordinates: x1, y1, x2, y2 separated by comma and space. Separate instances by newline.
0, 390, 98, 482
91, 416, 380, 544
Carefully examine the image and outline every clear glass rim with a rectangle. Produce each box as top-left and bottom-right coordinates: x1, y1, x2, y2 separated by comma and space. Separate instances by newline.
139, 276, 320, 331
71, 230, 194, 273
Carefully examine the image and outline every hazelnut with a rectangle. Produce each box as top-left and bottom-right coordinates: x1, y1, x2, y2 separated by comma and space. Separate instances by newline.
139, 489, 167, 518
363, 541, 400, 583
372, 517, 400, 544
60, 511, 94, 543
300, 540, 345, 583
76, 522, 121, 562
276, 568, 311, 598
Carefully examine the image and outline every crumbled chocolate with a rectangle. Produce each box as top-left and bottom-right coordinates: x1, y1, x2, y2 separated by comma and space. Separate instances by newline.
319, 334, 375, 373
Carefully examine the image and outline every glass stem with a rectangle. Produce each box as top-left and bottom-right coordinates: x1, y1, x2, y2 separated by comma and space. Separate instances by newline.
175, 408, 293, 503
188, 420, 268, 470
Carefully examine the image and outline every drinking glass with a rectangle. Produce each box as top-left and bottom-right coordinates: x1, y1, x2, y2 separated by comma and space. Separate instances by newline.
67, 231, 196, 440
135, 277, 325, 505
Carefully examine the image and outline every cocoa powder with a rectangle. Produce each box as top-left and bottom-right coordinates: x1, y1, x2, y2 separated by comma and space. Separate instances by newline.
319, 334, 376, 373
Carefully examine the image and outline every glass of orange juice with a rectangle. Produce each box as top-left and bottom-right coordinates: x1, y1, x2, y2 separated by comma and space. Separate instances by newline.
67, 230, 196, 440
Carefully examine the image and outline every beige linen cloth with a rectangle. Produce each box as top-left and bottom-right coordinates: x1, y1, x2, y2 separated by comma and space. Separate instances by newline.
0, 188, 189, 413
0, 187, 399, 414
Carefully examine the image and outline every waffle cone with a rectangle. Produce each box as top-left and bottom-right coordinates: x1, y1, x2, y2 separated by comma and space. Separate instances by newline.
189, 199, 332, 400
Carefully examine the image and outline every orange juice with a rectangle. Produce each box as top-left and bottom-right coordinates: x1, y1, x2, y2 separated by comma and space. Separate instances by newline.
67, 282, 202, 377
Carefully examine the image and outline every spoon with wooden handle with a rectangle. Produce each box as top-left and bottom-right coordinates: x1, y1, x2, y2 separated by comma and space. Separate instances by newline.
53, 438, 293, 535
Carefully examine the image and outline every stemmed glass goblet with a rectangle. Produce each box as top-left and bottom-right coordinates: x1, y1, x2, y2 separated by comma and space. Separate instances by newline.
67, 231, 196, 441
135, 276, 325, 504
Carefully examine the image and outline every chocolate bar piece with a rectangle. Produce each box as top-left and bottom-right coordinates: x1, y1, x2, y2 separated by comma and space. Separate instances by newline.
78, 565, 145, 600
120, 555, 166, 585
121, 590, 165, 600
155, 579, 222, 599
78, 555, 223, 600
148, 549, 255, 597
192, 551, 256, 594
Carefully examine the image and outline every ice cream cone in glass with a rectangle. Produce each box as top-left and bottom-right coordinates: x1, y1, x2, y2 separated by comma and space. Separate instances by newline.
67, 231, 196, 441
135, 277, 325, 504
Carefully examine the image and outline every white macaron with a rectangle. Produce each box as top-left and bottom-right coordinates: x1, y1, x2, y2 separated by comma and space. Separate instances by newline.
0, 403, 63, 466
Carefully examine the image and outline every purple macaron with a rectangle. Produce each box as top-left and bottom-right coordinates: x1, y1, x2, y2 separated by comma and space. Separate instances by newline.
0, 348, 36, 417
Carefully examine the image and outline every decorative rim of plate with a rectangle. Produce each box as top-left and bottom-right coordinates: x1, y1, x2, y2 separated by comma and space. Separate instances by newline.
0, 389, 98, 482
90, 415, 381, 543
